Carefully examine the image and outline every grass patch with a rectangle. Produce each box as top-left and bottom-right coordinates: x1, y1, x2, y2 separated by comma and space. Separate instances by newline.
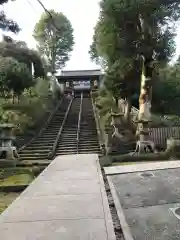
0, 166, 43, 215
0, 192, 20, 214
0, 173, 33, 186
0, 167, 36, 186
0, 167, 40, 174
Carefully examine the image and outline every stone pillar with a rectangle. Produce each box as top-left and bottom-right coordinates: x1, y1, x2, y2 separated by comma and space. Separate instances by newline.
105, 124, 112, 155
106, 112, 129, 155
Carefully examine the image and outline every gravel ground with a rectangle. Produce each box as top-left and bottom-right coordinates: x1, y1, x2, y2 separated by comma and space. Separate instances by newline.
101, 168, 124, 240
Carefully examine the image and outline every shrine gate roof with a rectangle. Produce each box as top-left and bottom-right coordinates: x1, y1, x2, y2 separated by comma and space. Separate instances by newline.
60, 69, 103, 77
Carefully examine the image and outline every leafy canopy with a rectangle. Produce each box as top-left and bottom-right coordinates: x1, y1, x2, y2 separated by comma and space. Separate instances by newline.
0, 37, 45, 78
90, 0, 180, 100
0, 56, 33, 96
153, 59, 180, 114
0, 0, 20, 33
33, 10, 74, 72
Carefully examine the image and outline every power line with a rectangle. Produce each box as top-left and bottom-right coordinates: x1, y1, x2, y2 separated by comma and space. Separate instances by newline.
26, 0, 37, 14
35, 0, 61, 32
36, 0, 51, 16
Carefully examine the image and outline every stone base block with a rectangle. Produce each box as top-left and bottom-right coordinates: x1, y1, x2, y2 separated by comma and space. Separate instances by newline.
166, 138, 180, 158
0, 159, 17, 168
99, 156, 112, 166
134, 140, 155, 154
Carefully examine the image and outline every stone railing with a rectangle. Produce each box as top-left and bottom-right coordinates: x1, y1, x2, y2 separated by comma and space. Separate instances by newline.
91, 94, 108, 155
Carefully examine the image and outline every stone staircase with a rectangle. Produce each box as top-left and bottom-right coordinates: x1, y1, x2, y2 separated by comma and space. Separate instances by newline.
18, 97, 70, 162
78, 97, 100, 154
56, 97, 81, 155
18, 94, 101, 161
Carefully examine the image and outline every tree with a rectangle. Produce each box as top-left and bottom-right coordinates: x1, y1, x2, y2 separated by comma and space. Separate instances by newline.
152, 62, 180, 114
90, 0, 180, 121
104, 60, 141, 119
0, 1, 20, 33
89, 25, 106, 67
33, 10, 74, 73
40, 56, 51, 74
0, 56, 33, 100
0, 37, 45, 78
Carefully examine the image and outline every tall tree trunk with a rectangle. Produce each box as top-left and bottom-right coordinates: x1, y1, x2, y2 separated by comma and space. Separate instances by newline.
124, 96, 132, 122
115, 97, 118, 106
2, 90, 6, 100
51, 45, 56, 74
137, 15, 153, 123
29, 89, 32, 103
138, 56, 153, 122
12, 92, 15, 104
17, 95, 20, 104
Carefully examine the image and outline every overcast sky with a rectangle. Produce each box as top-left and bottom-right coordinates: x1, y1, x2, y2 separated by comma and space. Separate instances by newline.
2, 0, 180, 70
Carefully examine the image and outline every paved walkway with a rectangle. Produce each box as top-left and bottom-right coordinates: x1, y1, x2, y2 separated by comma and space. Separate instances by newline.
0, 154, 115, 240
105, 160, 180, 175
106, 161, 180, 240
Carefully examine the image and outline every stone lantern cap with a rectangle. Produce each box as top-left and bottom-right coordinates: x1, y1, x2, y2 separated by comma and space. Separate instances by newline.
135, 119, 152, 124
0, 124, 15, 129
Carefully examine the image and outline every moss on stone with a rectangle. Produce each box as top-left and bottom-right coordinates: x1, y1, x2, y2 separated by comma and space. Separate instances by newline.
111, 152, 169, 163
0, 173, 33, 186
0, 192, 19, 214
0, 168, 35, 187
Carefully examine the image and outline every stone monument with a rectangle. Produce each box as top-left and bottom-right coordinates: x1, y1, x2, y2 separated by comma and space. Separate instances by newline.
106, 110, 135, 155
0, 124, 19, 166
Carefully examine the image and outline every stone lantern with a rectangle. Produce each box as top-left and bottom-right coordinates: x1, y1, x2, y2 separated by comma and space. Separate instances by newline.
94, 80, 98, 88
0, 124, 19, 164
135, 119, 155, 154
92, 80, 98, 92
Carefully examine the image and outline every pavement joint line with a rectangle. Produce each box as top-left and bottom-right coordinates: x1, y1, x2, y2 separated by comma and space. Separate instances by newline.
3, 217, 105, 224
98, 165, 111, 240
97, 162, 116, 240
20, 193, 102, 197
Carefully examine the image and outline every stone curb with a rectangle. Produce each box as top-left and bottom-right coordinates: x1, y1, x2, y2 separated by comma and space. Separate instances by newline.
107, 176, 133, 240
97, 161, 116, 240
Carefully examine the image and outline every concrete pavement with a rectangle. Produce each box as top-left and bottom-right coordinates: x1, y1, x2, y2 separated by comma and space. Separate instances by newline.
0, 154, 115, 240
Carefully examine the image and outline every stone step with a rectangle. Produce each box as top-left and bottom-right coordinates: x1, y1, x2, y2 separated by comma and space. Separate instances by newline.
31, 141, 55, 145
40, 132, 59, 136
28, 143, 53, 147
19, 151, 49, 155
79, 143, 99, 147
20, 150, 50, 154
57, 145, 76, 149
78, 146, 100, 150
20, 155, 48, 160
36, 136, 57, 140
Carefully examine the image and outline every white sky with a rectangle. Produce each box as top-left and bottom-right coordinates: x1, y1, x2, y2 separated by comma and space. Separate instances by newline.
1, 0, 180, 70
